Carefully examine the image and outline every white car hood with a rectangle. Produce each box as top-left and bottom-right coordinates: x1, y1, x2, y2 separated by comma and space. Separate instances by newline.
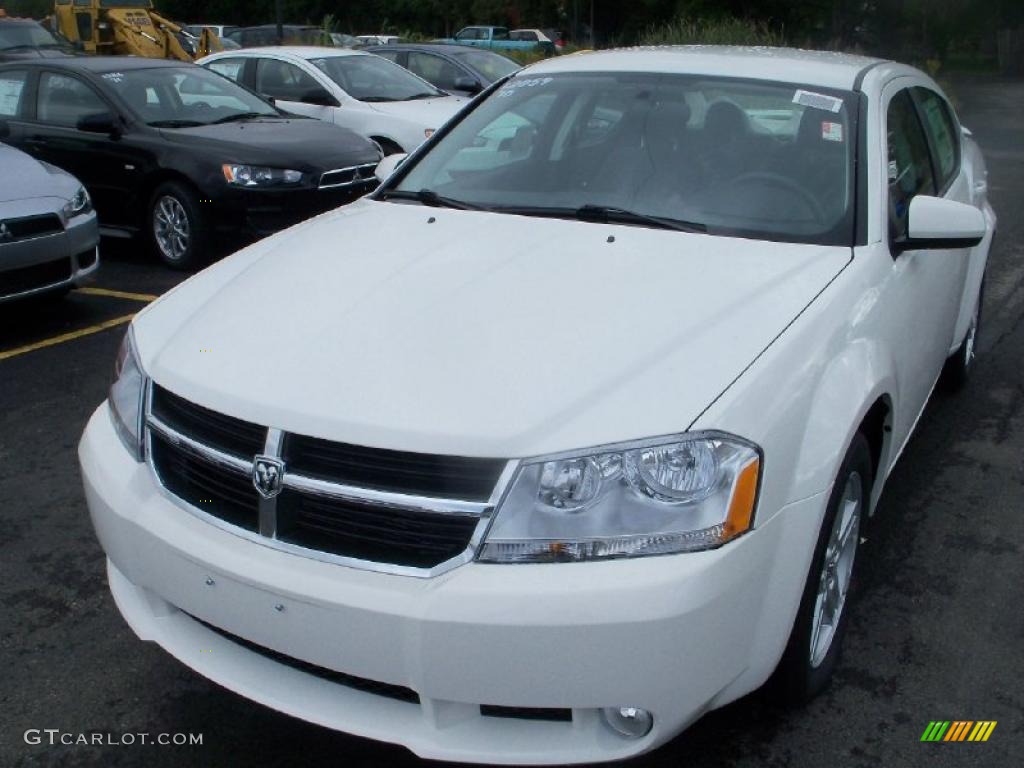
368, 96, 467, 128
135, 200, 849, 458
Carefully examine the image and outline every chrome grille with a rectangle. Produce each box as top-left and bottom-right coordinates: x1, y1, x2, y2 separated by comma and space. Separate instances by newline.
0, 213, 63, 242
318, 164, 379, 190
146, 384, 514, 576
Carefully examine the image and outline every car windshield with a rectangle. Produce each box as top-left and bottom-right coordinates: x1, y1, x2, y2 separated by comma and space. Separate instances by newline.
393, 72, 858, 245
455, 50, 520, 82
311, 54, 442, 102
0, 22, 67, 51
103, 66, 278, 126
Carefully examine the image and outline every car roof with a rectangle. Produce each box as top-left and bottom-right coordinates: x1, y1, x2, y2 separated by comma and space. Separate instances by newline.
368, 43, 498, 56
0, 55, 190, 73
229, 46, 367, 59
526, 46, 887, 90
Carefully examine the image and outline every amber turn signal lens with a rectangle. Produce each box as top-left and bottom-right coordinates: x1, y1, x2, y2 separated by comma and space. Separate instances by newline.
723, 457, 759, 541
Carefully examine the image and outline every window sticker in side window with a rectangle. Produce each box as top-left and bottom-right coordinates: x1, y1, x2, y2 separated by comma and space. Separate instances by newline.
793, 89, 843, 113
0, 77, 24, 117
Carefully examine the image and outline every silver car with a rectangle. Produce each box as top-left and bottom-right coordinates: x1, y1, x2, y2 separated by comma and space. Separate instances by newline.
0, 141, 99, 303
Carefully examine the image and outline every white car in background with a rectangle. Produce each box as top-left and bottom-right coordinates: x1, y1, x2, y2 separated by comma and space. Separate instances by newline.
198, 47, 468, 155
356, 34, 402, 46
82, 47, 994, 764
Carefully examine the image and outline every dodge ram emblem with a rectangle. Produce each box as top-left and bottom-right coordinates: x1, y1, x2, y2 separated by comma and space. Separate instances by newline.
252, 456, 284, 499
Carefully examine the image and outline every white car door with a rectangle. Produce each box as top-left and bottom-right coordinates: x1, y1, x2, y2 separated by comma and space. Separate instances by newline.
251, 56, 338, 123
880, 79, 971, 439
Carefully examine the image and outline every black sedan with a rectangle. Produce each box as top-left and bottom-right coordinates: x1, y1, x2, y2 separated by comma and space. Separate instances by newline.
366, 44, 520, 97
0, 57, 381, 268
0, 16, 75, 63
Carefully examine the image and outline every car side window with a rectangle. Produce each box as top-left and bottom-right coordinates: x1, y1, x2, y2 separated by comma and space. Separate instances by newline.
886, 89, 935, 243
407, 52, 460, 91
913, 87, 960, 191
207, 58, 246, 84
374, 51, 400, 64
0, 69, 28, 118
457, 29, 480, 41
37, 72, 109, 128
255, 58, 320, 102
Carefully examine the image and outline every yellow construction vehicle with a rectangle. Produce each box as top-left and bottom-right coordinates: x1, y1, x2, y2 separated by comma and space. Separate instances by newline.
52, 0, 222, 61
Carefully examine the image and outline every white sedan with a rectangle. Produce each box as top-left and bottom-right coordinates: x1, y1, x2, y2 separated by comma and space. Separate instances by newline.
197, 47, 468, 154
81, 47, 994, 764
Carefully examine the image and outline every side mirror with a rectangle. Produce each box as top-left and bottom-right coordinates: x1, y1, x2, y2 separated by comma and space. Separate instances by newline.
902, 196, 985, 250
375, 152, 408, 182
300, 89, 340, 107
453, 76, 482, 94
77, 112, 119, 136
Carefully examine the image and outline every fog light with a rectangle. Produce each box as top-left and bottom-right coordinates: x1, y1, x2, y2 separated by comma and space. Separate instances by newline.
602, 706, 653, 739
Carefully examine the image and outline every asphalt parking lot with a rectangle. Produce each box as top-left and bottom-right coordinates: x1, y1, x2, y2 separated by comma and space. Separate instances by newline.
2, 75, 1022, 768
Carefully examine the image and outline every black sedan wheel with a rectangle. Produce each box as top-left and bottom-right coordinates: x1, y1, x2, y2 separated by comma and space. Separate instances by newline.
149, 181, 206, 270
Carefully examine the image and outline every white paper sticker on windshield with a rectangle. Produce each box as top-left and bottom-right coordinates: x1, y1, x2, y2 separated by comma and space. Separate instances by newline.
822, 121, 844, 142
793, 89, 843, 113
497, 76, 554, 98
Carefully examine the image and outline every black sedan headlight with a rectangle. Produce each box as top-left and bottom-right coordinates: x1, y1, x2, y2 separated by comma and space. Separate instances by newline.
222, 164, 304, 187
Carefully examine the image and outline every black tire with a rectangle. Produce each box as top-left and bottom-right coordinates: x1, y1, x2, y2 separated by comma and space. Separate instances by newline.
148, 181, 207, 270
769, 433, 873, 705
373, 137, 404, 157
941, 277, 984, 392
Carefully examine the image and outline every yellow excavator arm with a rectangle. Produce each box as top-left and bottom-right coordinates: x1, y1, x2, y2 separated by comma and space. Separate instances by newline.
51, 2, 222, 61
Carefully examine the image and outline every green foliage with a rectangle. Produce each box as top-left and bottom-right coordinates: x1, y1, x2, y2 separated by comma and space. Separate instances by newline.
638, 16, 787, 47
4, 0, 1015, 70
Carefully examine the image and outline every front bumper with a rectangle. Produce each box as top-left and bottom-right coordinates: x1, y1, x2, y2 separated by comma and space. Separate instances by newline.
0, 211, 99, 303
80, 403, 824, 764
212, 180, 378, 240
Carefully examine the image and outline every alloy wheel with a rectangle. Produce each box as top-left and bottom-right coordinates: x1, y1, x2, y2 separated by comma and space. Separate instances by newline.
810, 471, 862, 668
153, 195, 191, 263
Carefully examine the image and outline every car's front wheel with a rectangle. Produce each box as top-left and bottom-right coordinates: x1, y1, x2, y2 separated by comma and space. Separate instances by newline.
149, 181, 206, 270
771, 433, 872, 704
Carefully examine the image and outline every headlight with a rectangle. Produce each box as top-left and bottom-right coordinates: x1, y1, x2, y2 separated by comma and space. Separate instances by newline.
109, 328, 147, 461
222, 164, 303, 187
478, 432, 761, 563
62, 186, 92, 220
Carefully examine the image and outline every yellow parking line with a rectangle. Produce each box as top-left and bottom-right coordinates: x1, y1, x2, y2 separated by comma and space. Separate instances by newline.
76, 287, 159, 302
0, 313, 136, 362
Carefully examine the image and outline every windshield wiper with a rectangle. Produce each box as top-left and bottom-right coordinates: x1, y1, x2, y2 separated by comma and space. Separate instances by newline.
403, 93, 440, 101
360, 96, 398, 103
148, 119, 205, 128
208, 111, 274, 125
573, 205, 707, 233
380, 188, 489, 211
